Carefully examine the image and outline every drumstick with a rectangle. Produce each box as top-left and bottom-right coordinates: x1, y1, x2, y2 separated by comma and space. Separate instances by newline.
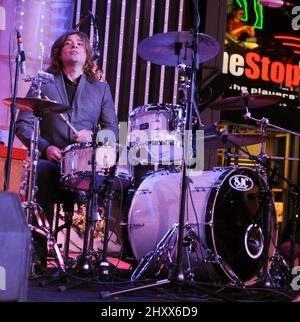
59, 113, 78, 134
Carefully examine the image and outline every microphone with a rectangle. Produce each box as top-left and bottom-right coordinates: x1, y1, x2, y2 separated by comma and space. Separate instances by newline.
90, 13, 101, 61
75, 11, 101, 61
259, 0, 294, 8
16, 30, 26, 75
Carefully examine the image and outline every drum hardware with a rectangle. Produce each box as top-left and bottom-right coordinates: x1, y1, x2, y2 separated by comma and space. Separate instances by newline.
57, 129, 122, 290
129, 221, 246, 287
241, 95, 300, 284
215, 121, 295, 287
70, 127, 102, 274
98, 163, 119, 277
130, 223, 179, 282
224, 153, 300, 162
3, 73, 73, 276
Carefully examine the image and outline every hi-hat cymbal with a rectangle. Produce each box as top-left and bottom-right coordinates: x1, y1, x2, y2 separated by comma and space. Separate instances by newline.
2, 97, 72, 114
137, 31, 220, 67
208, 95, 282, 111
203, 133, 267, 150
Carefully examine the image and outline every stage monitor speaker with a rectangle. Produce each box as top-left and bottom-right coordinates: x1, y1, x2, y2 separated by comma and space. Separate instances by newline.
0, 192, 31, 302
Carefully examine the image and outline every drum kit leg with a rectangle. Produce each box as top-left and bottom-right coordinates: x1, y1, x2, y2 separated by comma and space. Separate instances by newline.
17, 73, 67, 277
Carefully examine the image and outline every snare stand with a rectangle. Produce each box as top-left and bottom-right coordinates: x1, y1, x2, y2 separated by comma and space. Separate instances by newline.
57, 130, 118, 291
56, 128, 101, 291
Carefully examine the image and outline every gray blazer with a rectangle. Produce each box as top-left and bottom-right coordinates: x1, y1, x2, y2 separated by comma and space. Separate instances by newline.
16, 72, 119, 154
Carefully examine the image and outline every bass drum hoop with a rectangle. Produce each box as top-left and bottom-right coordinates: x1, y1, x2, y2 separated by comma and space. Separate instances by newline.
205, 167, 278, 286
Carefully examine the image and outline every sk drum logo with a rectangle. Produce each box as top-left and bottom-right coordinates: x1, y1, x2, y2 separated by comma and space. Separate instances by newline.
229, 175, 254, 192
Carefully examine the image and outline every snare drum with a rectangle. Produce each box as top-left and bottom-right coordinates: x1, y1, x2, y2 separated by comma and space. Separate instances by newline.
61, 142, 132, 191
128, 103, 184, 165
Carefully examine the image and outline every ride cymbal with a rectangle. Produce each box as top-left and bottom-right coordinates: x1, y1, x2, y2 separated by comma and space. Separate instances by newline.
208, 95, 282, 111
137, 31, 220, 67
203, 133, 268, 150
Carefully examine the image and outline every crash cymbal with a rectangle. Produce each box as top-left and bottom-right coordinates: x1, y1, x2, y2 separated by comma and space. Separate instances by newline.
203, 133, 267, 150
137, 31, 220, 67
208, 95, 282, 111
2, 97, 72, 114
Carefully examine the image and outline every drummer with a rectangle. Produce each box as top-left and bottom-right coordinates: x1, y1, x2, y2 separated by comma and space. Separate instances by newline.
16, 30, 118, 275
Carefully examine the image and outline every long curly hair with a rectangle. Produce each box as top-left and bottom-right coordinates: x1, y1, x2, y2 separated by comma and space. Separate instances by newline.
48, 30, 97, 82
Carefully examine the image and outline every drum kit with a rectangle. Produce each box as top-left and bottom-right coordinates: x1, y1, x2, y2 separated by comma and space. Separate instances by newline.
2, 28, 297, 291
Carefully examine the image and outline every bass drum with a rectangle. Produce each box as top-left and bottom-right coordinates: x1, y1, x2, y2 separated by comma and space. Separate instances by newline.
127, 167, 278, 285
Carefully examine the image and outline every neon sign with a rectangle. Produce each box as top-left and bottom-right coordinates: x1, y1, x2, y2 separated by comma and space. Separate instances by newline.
223, 51, 300, 88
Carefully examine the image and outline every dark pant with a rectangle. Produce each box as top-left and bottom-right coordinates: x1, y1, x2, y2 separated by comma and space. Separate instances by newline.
36, 159, 61, 226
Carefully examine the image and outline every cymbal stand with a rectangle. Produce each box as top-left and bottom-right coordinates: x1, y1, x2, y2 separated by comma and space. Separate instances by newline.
99, 1, 207, 299
22, 73, 65, 274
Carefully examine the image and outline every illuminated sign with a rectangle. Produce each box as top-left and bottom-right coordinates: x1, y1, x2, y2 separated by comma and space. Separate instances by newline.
292, 6, 300, 31
223, 51, 300, 88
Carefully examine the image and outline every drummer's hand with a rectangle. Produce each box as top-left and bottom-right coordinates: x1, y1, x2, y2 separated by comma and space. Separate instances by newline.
45, 145, 62, 162
74, 129, 93, 143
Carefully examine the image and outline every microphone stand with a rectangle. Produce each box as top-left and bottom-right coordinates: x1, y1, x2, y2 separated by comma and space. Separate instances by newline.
3, 34, 24, 191
98, 161, 117, 278
99, 0, 203, 299
79, 126, 99, 273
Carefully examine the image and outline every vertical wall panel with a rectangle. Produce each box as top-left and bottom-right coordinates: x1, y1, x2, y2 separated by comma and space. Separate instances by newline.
79, 0, 92, 35
106, 0, 122, 98
114, 0, 127, 113
117, 1, 136, 121
74, 0, 82, 26
95, 0, 107, 72
148, 0, 166, 103
78, 0, 191, 123
172, 0, 185, 104
128, 1, 141, 116
158, 0, 170, 103
100, 0, 111, 79
135, 0, 154, 108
